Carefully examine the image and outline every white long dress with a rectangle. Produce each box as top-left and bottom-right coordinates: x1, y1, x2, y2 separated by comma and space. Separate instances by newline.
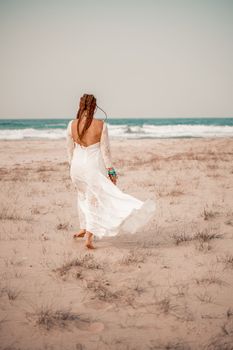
66, 119, 156, 239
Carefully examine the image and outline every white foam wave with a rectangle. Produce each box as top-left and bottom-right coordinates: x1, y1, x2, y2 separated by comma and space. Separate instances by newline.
0, 124, 233, 140
0, 128, 66, 140
109, 124, 233, 139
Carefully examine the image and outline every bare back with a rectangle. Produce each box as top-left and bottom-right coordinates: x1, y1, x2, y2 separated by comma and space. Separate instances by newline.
71, 116, 104, 147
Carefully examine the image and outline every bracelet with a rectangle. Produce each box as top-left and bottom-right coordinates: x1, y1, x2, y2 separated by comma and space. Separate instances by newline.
107, 167, 117, 176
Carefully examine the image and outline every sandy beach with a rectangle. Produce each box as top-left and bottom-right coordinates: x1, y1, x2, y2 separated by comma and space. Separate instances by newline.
0, 137, 233, 350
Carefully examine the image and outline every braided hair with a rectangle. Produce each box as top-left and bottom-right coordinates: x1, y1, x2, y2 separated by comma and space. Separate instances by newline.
76, 94, 97, 145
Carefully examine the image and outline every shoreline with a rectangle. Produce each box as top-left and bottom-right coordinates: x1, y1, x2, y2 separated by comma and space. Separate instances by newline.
2, 136, 231, 143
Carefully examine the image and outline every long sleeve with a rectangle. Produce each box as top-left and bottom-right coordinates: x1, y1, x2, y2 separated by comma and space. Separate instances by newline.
66, 120, 75, 165
100, 121, 113, 169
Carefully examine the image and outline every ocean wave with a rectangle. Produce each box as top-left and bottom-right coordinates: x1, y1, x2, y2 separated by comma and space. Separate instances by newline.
0, 128, 65, 140
0, 124, 233, 140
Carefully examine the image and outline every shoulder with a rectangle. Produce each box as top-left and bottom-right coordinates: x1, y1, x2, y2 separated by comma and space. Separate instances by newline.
67, 119, 74, 133
95, 118, 107, 127
93, 118, 104, 125
93, 118, 105, 131
67, 119, 74, 126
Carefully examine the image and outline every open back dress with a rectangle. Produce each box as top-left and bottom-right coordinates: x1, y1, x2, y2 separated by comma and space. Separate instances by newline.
66, 117, 156, 239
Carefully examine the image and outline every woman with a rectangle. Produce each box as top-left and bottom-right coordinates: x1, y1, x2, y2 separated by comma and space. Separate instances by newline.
66, 93, 156, 249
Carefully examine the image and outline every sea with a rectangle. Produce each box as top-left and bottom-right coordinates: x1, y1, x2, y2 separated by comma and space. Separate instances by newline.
0, 118, 233, 140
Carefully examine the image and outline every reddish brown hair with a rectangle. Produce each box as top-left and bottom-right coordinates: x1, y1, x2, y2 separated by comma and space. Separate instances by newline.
76, 94, 97, 144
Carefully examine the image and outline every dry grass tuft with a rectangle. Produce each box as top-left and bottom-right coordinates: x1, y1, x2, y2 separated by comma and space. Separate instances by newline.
85, 278, 122, 302
4, 286, 21, 301
206, 334, 233, 350
221, 254, 233, 270
36, 165, 55, 172
156, 186, 185, 198
0, 207, 24, 221
199, 276, 225, 286
31, 207, 40, 215
157, 296, 174, 314
55, 253, 103, 276
195, 270, 227, 286
202, 207, 218, 221
56, 222, 69, 230
171, 283, 188, 298
121, 248, 149, 265
196, 290, 214, 304
149, 340, 191, 350
171, 232, 193, 245
167, 188, 185, 197
0, 284, 21, 300
84, 276, 135, 305
30, 305, 89, 330
195, 240, 212, 252
133, 282, 146, 296
193, 229, 222, 242
226, 308, 233, 318
172, 227, 221, 248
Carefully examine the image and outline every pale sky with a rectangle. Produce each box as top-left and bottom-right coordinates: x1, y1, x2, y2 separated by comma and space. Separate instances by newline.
0, 0, 233, 118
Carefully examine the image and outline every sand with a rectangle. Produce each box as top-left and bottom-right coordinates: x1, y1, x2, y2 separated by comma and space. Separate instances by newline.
0, 137, 233, 350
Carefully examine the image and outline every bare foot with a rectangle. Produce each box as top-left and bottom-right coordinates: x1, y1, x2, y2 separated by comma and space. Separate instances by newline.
85, 242, 95, 249
73, 229, 86, 239
85, 231, 95, 249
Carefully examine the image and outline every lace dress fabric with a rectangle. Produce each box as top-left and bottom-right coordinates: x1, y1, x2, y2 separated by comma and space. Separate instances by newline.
66, 119, 156, 238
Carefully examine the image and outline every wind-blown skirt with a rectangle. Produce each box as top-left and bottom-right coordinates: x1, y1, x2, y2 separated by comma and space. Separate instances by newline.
70, 142, 156, 238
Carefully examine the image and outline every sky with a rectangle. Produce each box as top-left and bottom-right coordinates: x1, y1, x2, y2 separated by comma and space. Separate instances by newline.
0, 0, 233, 119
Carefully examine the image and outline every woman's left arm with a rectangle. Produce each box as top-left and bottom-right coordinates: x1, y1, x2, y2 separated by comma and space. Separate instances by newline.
66, 120, 74, 165
100, 121, 118, 184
